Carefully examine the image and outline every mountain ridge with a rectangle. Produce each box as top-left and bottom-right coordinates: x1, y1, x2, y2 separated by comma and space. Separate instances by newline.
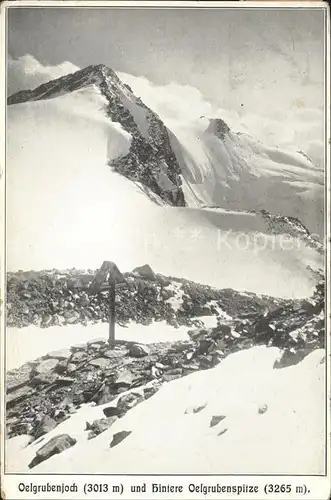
8, 64, 186, 207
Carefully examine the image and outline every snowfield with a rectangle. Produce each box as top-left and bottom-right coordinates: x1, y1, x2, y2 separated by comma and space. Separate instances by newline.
6, 345, 326, 475
7, 85, 323, 299
170, 124, 323, 237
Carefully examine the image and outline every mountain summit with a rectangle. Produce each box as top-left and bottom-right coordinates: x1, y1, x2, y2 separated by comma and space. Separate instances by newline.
8, 64, 186, 207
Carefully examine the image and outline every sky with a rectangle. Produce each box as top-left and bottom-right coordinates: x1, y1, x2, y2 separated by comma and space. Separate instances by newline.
6, 5, 326, 165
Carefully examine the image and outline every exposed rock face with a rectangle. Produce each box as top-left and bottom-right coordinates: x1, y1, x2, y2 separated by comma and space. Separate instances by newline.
259, 209, 324, 249
6, 269, 290, 330
7, 64, 186, 207
206, 118, 231, 139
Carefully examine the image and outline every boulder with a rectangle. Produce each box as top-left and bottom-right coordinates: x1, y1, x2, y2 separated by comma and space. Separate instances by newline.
89, 358, 113, 369
86, 416, 118, 439
35, 359, 59, 374
103, 405, 122, 418
210, 415, 226, 427
117, 392, 144, 414
109, 430, 132, 448
132, 264, 156, 281
129, 344, 150, 358
29, 434, 77, 468
71, 351, 87, 363
113, 369, 134, 387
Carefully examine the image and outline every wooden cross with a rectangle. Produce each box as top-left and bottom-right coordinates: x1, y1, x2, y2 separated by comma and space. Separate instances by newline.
88, 261, 126, 347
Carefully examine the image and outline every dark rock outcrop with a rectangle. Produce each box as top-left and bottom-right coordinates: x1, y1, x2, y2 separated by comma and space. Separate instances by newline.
28, 434, 77, 469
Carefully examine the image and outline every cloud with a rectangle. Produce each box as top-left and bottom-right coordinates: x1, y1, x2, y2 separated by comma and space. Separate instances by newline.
118, 72, 215, 129
119, 71, 324, 168
8, 54, 80, 96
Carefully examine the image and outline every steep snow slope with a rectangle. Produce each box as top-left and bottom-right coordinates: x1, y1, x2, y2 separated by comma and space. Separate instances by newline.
170, 119, 324, 237
7, 85, 322, 298
6, 346, 325, 474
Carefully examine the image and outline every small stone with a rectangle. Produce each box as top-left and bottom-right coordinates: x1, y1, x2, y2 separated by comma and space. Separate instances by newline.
29, 434, 76, 468
129, 344, 150, 358
210, 415, 226, 427
185, 403, 207, 415
109, 430, 132, 448
258, 404, 268, 415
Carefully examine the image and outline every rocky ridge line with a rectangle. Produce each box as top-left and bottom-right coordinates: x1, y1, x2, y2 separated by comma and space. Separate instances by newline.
7, 64, 185, 207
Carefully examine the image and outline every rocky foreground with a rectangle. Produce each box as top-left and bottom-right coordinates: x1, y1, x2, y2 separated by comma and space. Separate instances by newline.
6, 268, 325, 469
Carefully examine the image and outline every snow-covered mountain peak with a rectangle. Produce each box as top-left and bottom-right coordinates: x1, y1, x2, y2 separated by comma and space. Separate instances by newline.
8, 64, 186, 207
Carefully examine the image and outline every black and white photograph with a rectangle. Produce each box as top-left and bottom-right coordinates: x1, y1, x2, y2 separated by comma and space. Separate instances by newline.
1, 1, 330, 497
